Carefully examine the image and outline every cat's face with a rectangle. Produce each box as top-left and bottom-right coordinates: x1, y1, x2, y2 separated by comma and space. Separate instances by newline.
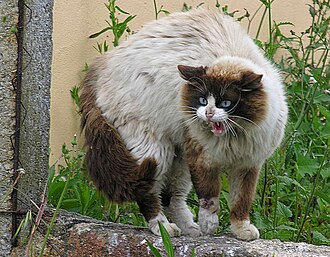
179, 63, 267, 137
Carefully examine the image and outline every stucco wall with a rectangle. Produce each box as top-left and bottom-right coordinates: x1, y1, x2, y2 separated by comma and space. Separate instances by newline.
50, 0, 310, 164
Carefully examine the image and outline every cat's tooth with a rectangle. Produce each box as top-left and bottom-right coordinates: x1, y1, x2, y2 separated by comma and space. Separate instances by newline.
216, 122, 220, 127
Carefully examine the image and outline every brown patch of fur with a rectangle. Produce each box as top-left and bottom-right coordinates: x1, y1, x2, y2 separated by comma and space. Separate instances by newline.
229, 168, 259, 222
160, 190, 172, 207
80, 60, 159, 220
178, 65, 206, 81
137, 195, 161, 221
183, 133, 220, 200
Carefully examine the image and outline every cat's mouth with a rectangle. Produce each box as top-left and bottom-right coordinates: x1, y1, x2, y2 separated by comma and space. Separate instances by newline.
210, 121, 226, 136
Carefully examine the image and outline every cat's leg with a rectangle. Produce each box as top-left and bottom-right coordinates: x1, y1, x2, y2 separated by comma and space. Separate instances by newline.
136, 170, 182, 237
162, 156, 201, 236
228, 167, 260, 240
125, 130, 181, 237
191, 168, 220, 235
136, 192, 181, 237
184, 137, 220, 235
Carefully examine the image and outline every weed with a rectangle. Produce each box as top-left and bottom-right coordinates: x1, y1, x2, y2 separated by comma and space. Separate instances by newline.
251, 0, 330, 245
89, 0, 135, 51
153, 0, 170, 19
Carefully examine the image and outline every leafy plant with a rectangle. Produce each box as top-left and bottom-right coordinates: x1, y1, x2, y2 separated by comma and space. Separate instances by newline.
89, 0, 135, 50
153, 0, 170, 19
215, 0, 250, 21
250, 0, 330, 245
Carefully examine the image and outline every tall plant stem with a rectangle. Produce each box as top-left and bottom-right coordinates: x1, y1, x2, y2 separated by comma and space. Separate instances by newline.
255, 7, 267, 39
153, 0, 159, 19
255, 0, 275, 40
247, 4, 263, 34
296, 144, 329, 241
38, 174, 71, 256
272, 152, 279, 237
281, 84, 317, 148
260, 162, 268, 213
267, 0, 273, 58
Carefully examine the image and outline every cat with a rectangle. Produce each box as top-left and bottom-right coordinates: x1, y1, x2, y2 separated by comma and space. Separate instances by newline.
80, 8, 288, 240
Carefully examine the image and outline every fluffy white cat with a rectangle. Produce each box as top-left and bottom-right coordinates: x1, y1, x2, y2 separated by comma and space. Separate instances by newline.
80, 8, 288, 240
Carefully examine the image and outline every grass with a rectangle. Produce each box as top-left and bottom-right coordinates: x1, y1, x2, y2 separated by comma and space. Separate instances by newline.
252, 0, 330, 244
41, 0, 330, 255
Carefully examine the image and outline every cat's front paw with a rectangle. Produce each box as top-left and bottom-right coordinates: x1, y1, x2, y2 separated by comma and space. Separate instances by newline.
198, 197, 219, 235
164, 223, 182, 237
181, 222, 202, 236
199, 209, 218, 234
148, 213, 181, 237
230, 219, 259, 241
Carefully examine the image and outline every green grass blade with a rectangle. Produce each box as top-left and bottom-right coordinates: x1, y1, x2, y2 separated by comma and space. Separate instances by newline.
146, 240, 162, 257
158, 222, 174, 257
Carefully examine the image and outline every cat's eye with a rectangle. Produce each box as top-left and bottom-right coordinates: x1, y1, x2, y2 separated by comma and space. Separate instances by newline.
221, 100, 232, 108
199, 97, 208, 106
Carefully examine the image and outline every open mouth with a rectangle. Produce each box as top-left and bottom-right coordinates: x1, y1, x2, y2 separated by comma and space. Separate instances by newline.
211, 121, 226, 136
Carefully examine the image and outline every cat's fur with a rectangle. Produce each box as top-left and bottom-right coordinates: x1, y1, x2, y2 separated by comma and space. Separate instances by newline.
80, 8, 288, 240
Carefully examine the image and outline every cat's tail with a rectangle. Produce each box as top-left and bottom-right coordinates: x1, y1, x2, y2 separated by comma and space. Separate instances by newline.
79, 63, 157, 203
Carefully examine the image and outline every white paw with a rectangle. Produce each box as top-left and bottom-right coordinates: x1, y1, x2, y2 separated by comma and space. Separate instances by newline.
230, 220, 259, 241
198, 207, 219, 235
150, 222, 181, 237
198, 197, 219, 235
148, 213, 181, 237
181, 222, 201, 236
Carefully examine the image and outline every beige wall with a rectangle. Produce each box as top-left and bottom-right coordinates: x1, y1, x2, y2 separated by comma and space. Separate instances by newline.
50, 0, 310, 164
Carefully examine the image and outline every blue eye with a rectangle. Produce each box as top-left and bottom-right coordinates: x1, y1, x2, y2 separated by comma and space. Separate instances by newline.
221, 100, 231, 108
199, 97, 208, 106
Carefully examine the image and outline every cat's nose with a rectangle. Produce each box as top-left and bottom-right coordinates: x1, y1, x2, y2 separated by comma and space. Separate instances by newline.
206, 111, 214, 120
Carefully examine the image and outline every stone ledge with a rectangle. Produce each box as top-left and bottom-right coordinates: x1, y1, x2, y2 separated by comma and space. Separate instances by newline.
12, 209, 330, 257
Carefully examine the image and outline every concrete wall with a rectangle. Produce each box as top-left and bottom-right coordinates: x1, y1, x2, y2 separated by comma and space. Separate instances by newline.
0, 0, 18, 255
50, 0, 311, 164
0, 0, 53, 254
17, 0, 53, 211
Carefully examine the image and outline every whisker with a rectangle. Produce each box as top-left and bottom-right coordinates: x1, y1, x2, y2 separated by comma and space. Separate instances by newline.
221, 82, 233, 96
188, 77, 208, 94
181, 105, 198, 111
176, 115, 198, 129
227, 118, 247, 135
168, 105, 197, 115
227, 93, 241, 114
189, 84, 206, 95
225, 120, 237, 138
168, 110, 196, 115
178, 110, 196, 114
224, 125, 229, 147
229, 115, 262, 130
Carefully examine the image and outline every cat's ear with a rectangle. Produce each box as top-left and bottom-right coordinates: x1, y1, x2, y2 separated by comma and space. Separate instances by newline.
240, 71, 263, 91
178, 65, 206, 81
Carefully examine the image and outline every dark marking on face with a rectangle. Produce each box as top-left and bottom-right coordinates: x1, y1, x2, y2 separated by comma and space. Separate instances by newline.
179, 64, 267, 127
